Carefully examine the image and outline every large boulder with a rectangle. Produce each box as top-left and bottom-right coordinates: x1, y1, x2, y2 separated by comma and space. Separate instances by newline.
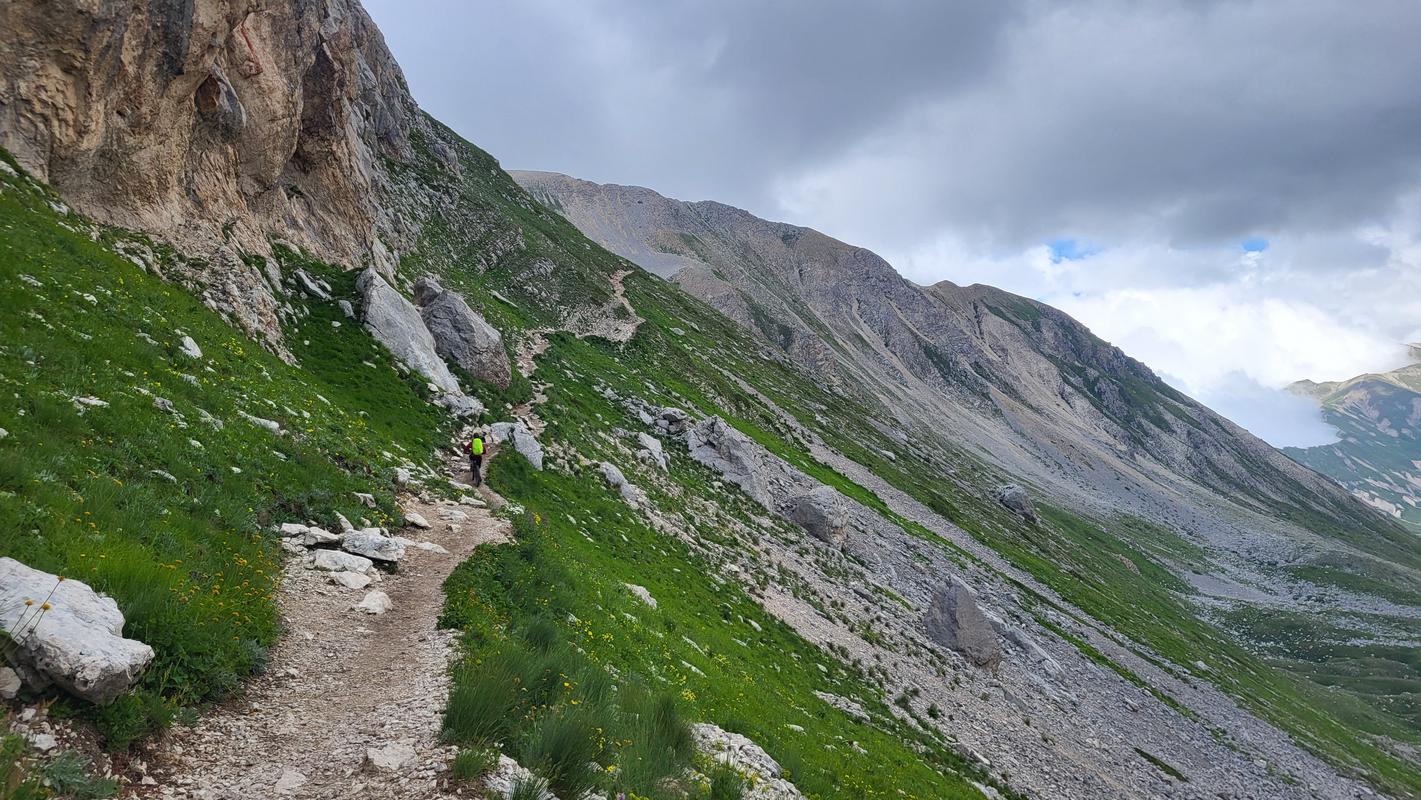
413, 276, 512, 390
0, 557, 155, 704
686, 417, 772, 504
357, 269, 468, 402
924, 575, 1002, 669
490, 421, 544, 470
995, 483, 1037, 523
785, 485, 848, 546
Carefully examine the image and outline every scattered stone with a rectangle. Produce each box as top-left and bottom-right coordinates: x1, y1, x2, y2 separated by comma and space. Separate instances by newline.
364, 741, 416, 771
293, 268, 330, 300
637, 431, 667, 470
0, 427, 7, 439
301, 526, 341, 547
177, 335, 203, 359
329, 571, 372, 590
239, 411, 282, 434
72, 395, 108, 409
153, 396, 176, 413
338, 299, 355, 319
354, 590, 393, 615
312, 550, 373, 574
334, 512, 356, 533
405, 511, 431, 529
626, 583, 657, 609
995, 484, 1037, 523
150, 469, 177, 483
354, 492, 377, 508
924, 575, 1002, 669
27, 733, 57, 752
0, 557, 156, 704
692, 723, 803, 799
394, 467, 413, 486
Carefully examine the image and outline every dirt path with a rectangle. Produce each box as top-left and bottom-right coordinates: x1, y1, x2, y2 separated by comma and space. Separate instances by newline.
141, 449, 511, 799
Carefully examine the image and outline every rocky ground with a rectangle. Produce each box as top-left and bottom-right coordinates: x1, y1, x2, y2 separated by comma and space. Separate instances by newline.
138, 453, 510, 799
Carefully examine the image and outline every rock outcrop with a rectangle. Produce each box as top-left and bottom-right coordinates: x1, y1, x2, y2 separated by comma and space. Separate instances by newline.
692, 723, 804, 800
686, 417, 773, 504
0, 0, 416, 346
357, 269, 482, 417
491, 420, 544, 470
414, 276, 512, 390
924, 576, 1002, 669
0, 557, 155, 704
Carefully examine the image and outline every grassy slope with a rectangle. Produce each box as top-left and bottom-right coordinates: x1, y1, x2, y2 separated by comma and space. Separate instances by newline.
0, 155, 451, 747
381, 124, 1421, 796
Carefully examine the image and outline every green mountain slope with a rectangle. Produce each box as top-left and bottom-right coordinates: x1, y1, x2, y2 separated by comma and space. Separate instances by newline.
1, 4, 1419, 799
1288, 359, 1421, 529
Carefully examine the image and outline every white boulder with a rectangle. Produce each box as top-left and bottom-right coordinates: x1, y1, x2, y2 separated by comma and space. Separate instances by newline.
354, 591, 393, 615
0, 558, 155, 705
343, 529, 405, 563
312, 550, 373, 574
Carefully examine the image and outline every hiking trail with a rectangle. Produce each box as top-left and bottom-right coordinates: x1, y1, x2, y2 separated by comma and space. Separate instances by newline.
140, 446, 511, 799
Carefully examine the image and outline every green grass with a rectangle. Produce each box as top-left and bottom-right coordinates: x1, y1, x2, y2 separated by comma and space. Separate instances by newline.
440, 450, 998, 800
0, 157, 451, 746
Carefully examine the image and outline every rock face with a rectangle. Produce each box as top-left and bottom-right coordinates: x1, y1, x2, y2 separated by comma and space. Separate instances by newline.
413, 276, 512, 390
924, 576, 1002, 669
786, 486, 848, 546
995, 484, 1037, 523
490, 421, 544, 470
686, 417, 772, 504
0, 0, 415, 347
0, 557, 155, 704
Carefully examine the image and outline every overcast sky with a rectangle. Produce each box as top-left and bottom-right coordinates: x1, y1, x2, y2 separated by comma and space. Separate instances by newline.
365, 0, 1421, 447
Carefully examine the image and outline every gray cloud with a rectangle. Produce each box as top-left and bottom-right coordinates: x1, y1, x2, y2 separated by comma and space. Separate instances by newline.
365, 0, 1421, 445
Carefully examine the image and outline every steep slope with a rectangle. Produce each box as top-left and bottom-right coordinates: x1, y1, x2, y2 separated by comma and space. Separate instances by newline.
512, 171, 1416, 569
2, 4, 1420, 800
1287, 354, 1421, 527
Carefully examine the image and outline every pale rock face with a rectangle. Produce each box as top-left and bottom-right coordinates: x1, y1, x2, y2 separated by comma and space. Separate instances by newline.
364, 741, 416, 770
686, 417, 772, 505
329, 571, 372, 590
0, 0, 418, 348
924, 575, 1002, 669
0, 557, 155, 704
357, 268, 460, 396
414, 276, 512, 390
636, 431, 668, 470
625, 583, 658, 609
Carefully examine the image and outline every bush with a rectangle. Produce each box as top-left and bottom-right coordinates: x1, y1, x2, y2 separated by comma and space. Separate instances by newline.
450, 747, 499, 783
519, 708, 604, 800
39, 751, 118, 799
442, 665, 519, 747
706, 762, 747, 800
508, 773, 550, 800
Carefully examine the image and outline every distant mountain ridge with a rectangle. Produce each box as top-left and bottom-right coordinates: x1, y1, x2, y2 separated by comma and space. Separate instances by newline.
513, 170, 1414, 568
1287, 352, 1421, 527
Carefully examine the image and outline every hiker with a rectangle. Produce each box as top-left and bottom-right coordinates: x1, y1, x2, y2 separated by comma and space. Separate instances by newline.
466, 431, 486, 486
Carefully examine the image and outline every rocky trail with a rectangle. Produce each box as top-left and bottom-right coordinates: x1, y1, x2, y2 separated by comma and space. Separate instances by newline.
139, 448, 511, 799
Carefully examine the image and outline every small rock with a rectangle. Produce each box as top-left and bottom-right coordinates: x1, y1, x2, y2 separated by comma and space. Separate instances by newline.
354, 590, 393, 615
153, 397, 176, 413
177, 336, 203, 359
626, 583, 657, 609
405, 512, 431, 529
334, 512, 355, 533
995, 484, 1037, 523
27, 733, 57, 752
354, 492, 377, 508
365, 741, 417, 771
279, 523, 309, 537
329, 571, 372, 590
273, 768, 306, 794
394, 467, 413, 486
301, 526, 341, 547
0, 666, 20, 700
